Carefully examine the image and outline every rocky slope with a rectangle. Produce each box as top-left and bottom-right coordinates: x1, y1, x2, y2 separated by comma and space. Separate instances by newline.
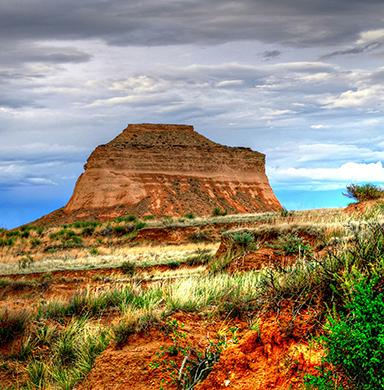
42, 123, 281, 223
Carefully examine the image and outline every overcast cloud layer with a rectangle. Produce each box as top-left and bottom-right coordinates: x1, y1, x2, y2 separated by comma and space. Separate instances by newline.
1, 0, 384, 227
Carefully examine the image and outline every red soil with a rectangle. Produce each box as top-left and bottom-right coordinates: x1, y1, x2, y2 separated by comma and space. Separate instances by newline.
79, 313, 247, 390
197, 309, 323, 390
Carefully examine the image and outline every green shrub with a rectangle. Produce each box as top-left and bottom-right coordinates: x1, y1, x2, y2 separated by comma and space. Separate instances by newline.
6, 230, 20, 238
230, 231, 255, 250
307, 277, 384, 389
273, 233, 311, 255
343, 183, 384, 202
167, 261, 180, 269
120, 261, 136, 276
184, 213, 195, 219
70, 220, 100, 228
135, 221, 146, 230
81, 226, 95, 236
31, 238, 42, 248
113, 224, 135, 236
0, 237, 15, 247
49, 229, 83, 247
89, 247, 99, 256
212, 207, 227, 216
114, 215, 137, 223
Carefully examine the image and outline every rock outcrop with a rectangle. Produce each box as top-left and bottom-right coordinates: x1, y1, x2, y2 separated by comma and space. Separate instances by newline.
47, 124, 281, 222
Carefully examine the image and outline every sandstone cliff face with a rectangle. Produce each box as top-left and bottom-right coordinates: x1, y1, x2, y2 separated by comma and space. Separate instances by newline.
63, 123, 281, 220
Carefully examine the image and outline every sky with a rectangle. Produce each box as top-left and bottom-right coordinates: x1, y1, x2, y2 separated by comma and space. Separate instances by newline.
1, 0, 384, 228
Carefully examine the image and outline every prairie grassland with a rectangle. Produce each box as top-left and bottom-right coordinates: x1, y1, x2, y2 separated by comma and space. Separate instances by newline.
0, 243, 218, 275
0, 206, 373, 276
3, 215, 384, 389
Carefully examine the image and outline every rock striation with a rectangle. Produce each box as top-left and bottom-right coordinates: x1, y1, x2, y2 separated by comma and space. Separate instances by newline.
51, 124, 281, 222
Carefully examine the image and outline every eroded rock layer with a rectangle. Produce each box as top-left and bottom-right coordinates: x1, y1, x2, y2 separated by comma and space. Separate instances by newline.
61, 124, 281, 221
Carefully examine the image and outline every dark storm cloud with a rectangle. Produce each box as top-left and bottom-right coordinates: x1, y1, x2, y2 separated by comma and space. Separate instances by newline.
0, 0, 383, 48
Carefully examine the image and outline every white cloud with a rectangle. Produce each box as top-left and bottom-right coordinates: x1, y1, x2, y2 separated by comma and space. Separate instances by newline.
323, 85, 384, 109
216, 80, 244, 88
270, 161, 384, 184
310, 124, 329, 129
357, 29, 384, 45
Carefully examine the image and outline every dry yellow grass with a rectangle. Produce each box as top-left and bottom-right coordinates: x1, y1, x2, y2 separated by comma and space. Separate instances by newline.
0, 243, 218, 275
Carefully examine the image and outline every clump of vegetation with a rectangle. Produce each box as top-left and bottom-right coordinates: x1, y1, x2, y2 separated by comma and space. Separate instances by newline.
229, 231, 256, 251
114, 215, 137, 223
135, 221, 146, 230
184, 213, 195, 219
306, 277, 384, 389
81, 226, 95, 236
343, 183, 384, 202
0, 237, 15, 247
113, 224, 135, 236
272, 233, 311, 255
0, 309, 30, 345
18, 254, 34, 270
186, 249, 213, 266
113, 309, 160, 347
208, 251, 236, 275
25, 318, 110, 389
30, 237, 42, 248
188, 231, 211, 242
49, 229, 83, 248
212, 207, 227, 217
280, 207, 292, 217
150, 319, 238, 389
120, 261, 136, 276
89, 247, 99, 256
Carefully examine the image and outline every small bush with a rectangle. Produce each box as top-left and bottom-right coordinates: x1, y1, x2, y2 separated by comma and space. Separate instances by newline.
230, 231, 255, 250
31, 238, 42, 248
135, 221, 146, 230
89, 247, 99, 256
70, 220, 100, 228
114, 215, 137, 223
307, 277, 384, 389
120, 261, 136, 276
113, 224, 135, 236
212, 207, 227, 217
167, 261, 180, 269
272, 233, 311, 255
184, 213, 195, 219
81, 226, 95, 236
343, 183, 384, 202
6, 230, 20, 238
0, 237, 15, 247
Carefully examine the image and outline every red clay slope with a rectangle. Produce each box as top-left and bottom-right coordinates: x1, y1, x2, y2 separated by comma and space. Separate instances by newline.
39, 124, 281, 224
